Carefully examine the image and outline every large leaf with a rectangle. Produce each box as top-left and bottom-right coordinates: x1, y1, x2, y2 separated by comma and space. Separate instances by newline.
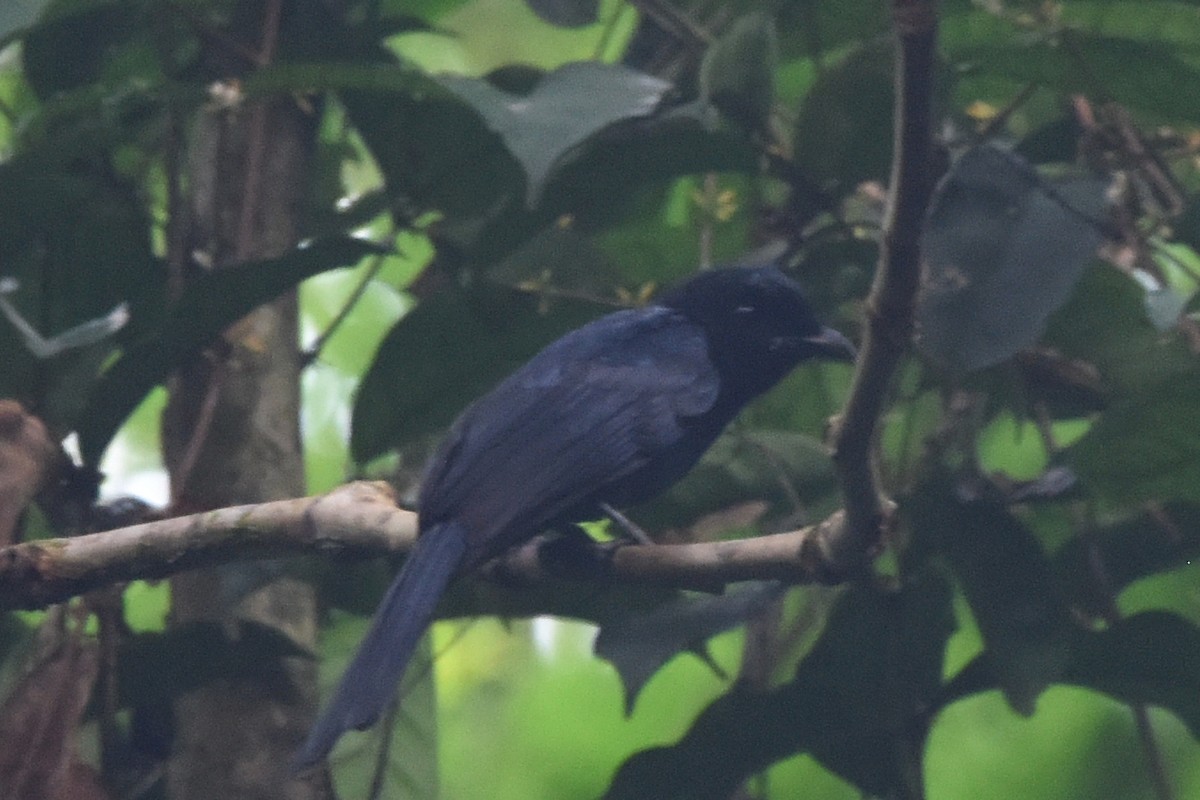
524, 0, 599, 28
905, 476, 1074, 714
1060, 1, 1200, 49
943, 611, 1200, 741
917, 145, 1112, 372
1063, 611, 1200, 739
339, 68, 524, 221
439, 62, 673, 207
536, 101, 758, 224
350, 286, 601, 462
1042, 264, 1194, 393
1054, 503, 1200, 619
0, 0, 51, 44
0, 145, 160, 430
776, 0, 890, 59
118, 621, 310, 709
595, 582, 786, 713
77, 236, 383, 465
603, 576, 954, 800
959, 28, 1200, 125
793, 42, 895, 190
19, 0, 144, 97
699, 11, 778, 135
1066, 370, 1200, 506
634, 429, 840, 531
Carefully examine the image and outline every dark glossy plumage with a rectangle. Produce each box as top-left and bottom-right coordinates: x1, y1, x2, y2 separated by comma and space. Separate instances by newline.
295, 266, 854, 768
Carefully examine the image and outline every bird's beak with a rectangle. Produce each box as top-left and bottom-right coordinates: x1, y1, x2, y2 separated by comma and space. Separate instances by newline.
804, 326, 857, 362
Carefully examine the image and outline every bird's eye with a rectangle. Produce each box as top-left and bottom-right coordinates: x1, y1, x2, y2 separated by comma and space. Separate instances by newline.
734, 305, 755, 315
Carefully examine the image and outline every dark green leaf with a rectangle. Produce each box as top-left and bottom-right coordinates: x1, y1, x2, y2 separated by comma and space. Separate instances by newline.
793, 42, 895, 189
964, 31, 1200, 124
1054, 503, 1200, 618
917, 145, 1111, 372
538, 101, 758, 220
604, 576, 954, 800
119, 621, 310, 709
525, 0, 598, 28
947, 607, 1200, 741
1059, 0, 1200, 49
377, 0, 470, 24
595, 582, 786, 713
776, 0, 889, 59
634, 429, 840, 531
1043, 265, 1194, 393
0, 146, 159, 429
350, 286, 601, 462
77, 236, 383, 465
0, 0, 50, 44
699, 11, 778, 135
1063, 611, 1200, 739
905, 475, 1073, 714
439, 62, 672, 207
0, 613, 37, 669
486, 223, 621, 295
20, 1, 142, 97
339, 68, 523, 221
244, 62, 451, 96
1066, 370, 1200, 506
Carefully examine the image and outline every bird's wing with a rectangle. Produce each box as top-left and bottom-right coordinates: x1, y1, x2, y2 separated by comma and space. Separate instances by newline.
418, 306, 719, 558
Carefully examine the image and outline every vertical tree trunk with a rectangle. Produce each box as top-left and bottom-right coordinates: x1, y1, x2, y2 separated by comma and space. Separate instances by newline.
161, 88, 328, 799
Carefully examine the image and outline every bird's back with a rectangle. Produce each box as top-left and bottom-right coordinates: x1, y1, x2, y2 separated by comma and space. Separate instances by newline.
417, 305, 722, 564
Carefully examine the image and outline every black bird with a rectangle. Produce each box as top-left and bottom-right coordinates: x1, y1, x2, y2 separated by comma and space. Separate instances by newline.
295, 265, 854, 768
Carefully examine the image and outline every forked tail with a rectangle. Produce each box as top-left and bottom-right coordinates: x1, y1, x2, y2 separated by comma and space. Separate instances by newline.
293, 521, 468, 770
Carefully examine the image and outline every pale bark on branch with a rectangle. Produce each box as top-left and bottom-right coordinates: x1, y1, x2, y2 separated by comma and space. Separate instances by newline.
0, 481, 846, 611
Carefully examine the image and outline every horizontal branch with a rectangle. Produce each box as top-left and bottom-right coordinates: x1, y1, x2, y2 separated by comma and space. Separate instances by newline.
0, 481, 842, 611
0, 482, 416, 610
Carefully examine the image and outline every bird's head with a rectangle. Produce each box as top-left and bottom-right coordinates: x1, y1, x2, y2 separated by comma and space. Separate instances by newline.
660, 266, 855, 396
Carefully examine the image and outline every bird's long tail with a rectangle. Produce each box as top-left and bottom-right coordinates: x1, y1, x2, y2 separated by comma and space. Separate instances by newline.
293, 521, 468, 770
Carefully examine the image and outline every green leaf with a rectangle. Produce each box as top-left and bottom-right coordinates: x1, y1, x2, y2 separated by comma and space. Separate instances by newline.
905, 476, 1074, 715
594, 582, 785, 714
350, 286, 601, 462
776, 0, 889, 59
0, 0, 51, 44
118, 620, 310, 709
960, 30, 1200, 124
1054, 503, 1200, 618
634, 429, 840, 531
19, 0, 143, 97
0, 146, 160, 429
699, 11, 778, 135
1063, 611, 1200, 739
1060, 1, 1200, 50
77, 236, 384, 465
793, 42, 895, 190
1043, 265, 1194, 393
917, 145, 1112, 373
525, 0, 599, 28
538, 103, 757, 222
1066, 370, 1200, 506
244, 62, 451, 96
339, 67, 524, 221
603, 577, 954, 799
439, 62, 672, 207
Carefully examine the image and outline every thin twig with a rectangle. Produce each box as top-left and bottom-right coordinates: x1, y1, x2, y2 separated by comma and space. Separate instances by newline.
302, 253, 388, 367
170, 357, 226, 498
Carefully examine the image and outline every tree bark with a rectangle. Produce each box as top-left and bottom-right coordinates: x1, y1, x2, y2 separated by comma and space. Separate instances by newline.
162, 87, 327, 799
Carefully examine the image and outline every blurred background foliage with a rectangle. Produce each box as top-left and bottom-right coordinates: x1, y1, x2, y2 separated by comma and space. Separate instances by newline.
1, 0, 1200, 798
